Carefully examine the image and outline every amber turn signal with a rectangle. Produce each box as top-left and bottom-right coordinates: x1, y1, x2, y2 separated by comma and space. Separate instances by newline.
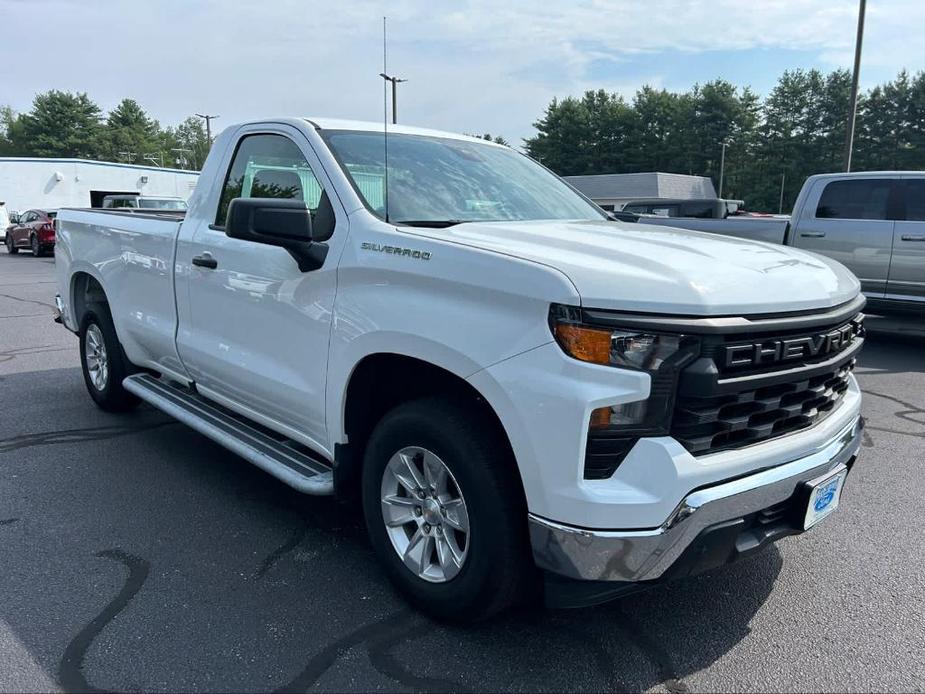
589, 406, 612, 430
553, 323, 612, 365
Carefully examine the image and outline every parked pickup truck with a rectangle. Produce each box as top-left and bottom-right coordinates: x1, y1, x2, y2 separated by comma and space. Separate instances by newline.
54, 118, 865, 620
638, 172, 925, 315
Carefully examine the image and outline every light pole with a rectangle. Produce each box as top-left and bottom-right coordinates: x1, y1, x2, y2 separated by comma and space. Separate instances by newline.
379, 73, 407, 124
196, 113, 219, 142
718, 141, 728, 199
844, 0, 867, 172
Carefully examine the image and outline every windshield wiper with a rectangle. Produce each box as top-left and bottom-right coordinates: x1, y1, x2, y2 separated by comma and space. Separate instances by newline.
394, 219, 469, 228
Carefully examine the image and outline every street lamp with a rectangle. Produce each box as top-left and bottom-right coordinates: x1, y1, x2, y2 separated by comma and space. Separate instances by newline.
379, 73, 407, 124
718, 141, 729, 199
195, 113, 220, 142
844, 0, 867, 172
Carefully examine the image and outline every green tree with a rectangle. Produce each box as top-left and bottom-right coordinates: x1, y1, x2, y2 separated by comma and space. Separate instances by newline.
472, 133, 509, 146
102, 98, 163, 164
161, 116, 211, 170
19, 90, 103, 158
0, 106, 28, 156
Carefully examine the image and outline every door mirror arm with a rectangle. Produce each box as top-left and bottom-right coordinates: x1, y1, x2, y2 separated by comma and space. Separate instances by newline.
225, 197, 328, 272
280, 240, 328, 272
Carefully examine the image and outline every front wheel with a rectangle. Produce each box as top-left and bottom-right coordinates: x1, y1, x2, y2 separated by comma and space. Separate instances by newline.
6, 235, 18, 254
361, 396, 535, 621
79, 304, 139, 412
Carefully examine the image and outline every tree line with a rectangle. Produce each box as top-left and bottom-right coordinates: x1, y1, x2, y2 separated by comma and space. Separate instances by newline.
0, 91, 212, 170
525, 69, 925, 212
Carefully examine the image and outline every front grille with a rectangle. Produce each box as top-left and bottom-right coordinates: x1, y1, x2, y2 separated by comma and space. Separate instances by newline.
673, 358, 854, 455
670, 311, 863, 457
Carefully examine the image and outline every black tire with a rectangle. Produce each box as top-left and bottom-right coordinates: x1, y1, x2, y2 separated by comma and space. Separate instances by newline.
5, 235, 17, 254
79, 303, 140, 412
361, 396, 536, 621
31, 234, 46, 257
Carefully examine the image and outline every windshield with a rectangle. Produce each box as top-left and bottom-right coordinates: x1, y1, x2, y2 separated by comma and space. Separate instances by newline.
321, 130, 604, 224
139, 198, 187, 210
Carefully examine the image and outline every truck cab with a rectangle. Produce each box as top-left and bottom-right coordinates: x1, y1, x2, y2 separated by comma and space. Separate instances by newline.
789, 172, 925, 314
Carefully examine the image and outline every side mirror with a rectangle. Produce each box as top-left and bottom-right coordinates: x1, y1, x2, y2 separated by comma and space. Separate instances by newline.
225, 197, 328, 271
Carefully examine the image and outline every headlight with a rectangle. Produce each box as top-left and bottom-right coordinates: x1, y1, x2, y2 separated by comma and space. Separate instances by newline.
549, 304, 700, 479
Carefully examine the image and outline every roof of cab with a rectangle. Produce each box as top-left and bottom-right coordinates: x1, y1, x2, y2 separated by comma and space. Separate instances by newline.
806, 171, 925, 180
303, 117, 504, 146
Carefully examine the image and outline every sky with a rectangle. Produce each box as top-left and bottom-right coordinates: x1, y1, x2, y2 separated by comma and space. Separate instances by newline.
1, 0, 922, 147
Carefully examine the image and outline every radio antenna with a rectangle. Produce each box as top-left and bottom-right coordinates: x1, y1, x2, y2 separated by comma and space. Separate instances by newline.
382, 16, 390, 223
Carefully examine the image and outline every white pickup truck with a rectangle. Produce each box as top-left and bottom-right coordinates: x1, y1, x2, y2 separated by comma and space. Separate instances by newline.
54, 118, 865, 620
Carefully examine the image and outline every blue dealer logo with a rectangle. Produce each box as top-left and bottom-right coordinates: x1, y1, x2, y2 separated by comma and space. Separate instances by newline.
814, 480, 839, 513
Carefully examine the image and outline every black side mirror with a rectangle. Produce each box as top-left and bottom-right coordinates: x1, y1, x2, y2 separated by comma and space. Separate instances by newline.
225, 197, 328, 271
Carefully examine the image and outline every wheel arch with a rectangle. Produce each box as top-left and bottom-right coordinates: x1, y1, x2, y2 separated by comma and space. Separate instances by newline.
69, 268, 109, 332
333, 351, 525, 505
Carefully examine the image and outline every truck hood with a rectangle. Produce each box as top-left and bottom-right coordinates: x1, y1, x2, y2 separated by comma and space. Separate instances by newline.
408, 219, 860, 315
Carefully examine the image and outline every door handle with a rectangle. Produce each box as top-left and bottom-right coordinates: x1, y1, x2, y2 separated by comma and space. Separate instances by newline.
901, 234, 925, 242
192, 252, 218, 269
800, 232, 826, 238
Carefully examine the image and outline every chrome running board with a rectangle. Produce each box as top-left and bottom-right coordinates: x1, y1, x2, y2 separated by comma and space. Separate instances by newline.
123, 374, 333, 495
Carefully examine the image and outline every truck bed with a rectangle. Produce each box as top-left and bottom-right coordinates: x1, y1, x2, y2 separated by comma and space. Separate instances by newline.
55, 207, 185, 376
636, 215, 791, 244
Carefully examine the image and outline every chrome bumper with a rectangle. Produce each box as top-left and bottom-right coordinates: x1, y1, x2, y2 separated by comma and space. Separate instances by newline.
529, 415, 862, 583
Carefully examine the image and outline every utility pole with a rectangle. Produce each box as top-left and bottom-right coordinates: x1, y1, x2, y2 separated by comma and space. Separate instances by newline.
778, 172, 786, 214
844, 0, 866, 172
196, 113, 219, 142
718, 141, 728, 198
379, 73, 407, 124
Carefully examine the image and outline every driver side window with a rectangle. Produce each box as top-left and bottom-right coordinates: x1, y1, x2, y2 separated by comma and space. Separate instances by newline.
215, 134, 326, 228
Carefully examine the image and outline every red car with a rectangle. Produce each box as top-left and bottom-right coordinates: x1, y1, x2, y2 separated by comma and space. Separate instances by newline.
5, 209, 57, 256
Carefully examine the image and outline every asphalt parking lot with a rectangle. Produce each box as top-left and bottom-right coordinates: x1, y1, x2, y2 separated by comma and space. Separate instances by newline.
1, 251, 924, 693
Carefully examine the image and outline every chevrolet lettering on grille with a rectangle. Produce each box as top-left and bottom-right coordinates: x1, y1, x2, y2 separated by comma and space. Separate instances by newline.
722, 318, 863, 369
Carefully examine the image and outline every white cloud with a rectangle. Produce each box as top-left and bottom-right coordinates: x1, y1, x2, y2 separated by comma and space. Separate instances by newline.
1, 0, 922, 146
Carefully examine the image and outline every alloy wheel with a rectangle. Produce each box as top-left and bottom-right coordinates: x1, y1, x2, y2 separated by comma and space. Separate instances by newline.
380, 446, 470, 583
84, 323, 109, 391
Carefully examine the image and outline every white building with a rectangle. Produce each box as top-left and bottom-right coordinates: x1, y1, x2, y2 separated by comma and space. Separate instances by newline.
0, 158, 200, 212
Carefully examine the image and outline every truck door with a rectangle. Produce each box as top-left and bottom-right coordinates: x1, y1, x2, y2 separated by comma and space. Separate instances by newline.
174, 125, 345, 456
792, 177, 898, 298
887, 177, 925, 303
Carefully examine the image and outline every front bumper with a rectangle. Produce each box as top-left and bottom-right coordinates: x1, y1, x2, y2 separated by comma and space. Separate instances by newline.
529, 415, 862, 585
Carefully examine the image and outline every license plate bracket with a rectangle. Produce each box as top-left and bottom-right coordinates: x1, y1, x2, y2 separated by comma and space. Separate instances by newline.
802, 465, 848, 530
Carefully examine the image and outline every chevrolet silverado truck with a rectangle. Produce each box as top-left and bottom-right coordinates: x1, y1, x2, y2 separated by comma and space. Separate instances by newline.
637, 172, 925, 315
54, 118, 865, 620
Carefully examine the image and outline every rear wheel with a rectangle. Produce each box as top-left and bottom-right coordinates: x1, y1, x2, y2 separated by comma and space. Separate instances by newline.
31, 234, 45, 257
361, 396, 535, 621
5, 235, 17, 254
79, 304, 139, 412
